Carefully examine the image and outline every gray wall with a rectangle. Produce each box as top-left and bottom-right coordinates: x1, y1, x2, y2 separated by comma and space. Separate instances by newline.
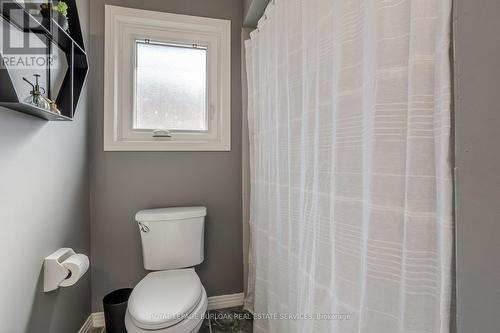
0, 1, 91, 332
89, 0, 243, 311
454, 1, 500, 332
243, 0, 268, 27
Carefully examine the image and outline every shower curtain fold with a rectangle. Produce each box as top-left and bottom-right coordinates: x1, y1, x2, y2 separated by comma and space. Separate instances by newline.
244, 0, 454, 332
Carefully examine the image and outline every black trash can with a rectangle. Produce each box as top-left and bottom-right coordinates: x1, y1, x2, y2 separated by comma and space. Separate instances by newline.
103, 288, 133, 333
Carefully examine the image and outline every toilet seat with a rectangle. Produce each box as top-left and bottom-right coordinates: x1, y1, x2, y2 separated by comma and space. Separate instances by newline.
126, 269, 207, 332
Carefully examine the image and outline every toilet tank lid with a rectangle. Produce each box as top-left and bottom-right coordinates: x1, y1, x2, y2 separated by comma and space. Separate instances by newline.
136, 207, 207, 222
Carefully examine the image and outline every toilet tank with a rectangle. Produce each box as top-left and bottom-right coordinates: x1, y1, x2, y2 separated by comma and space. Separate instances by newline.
135, 207, 206, 270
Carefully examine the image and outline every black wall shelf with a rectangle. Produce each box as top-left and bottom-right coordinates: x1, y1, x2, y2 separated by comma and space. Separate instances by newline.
0, 0, 88, 121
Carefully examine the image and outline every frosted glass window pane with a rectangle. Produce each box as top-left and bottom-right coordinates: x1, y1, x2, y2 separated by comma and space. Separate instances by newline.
135, 41, 207, 131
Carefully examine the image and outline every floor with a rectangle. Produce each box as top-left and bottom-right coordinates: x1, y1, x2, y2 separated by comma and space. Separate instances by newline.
200, 307, 253, 333
92, 307, 253, 333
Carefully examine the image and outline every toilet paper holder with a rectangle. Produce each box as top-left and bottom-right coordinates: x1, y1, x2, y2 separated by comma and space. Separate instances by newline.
44, 248, 88, 292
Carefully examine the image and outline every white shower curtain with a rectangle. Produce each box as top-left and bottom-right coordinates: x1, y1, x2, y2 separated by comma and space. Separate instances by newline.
245, 0, 453, 332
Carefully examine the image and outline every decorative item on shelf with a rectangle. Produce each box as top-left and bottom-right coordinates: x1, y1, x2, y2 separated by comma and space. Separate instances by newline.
40, 1, 69, 32
49, 99, 61, 115
22, 74, 51, 111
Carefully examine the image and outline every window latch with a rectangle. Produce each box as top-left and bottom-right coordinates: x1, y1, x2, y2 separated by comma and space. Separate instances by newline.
152, 129, 172, 138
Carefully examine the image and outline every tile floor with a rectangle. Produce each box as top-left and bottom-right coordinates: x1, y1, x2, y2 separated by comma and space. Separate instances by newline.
200, 307, 253, 333
93, 306, 253, 333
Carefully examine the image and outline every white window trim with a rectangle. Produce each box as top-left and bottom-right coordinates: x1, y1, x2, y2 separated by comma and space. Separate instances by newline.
104, 5, 231, 151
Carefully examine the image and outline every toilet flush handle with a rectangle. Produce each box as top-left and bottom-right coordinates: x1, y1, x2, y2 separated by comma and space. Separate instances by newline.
138, 222, 150, 233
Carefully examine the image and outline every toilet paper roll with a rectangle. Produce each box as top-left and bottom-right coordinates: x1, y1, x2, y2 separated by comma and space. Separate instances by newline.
59, 254, 89, 287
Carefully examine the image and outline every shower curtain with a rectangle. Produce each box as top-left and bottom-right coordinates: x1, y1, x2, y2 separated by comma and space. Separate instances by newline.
245, 0, 453, 332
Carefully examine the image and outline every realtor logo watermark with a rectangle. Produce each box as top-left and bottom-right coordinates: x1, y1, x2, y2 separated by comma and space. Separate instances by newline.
1, 1, 58, 69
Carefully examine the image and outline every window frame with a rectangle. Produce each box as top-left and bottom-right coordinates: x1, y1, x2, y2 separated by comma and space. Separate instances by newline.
104, 5, 231, 151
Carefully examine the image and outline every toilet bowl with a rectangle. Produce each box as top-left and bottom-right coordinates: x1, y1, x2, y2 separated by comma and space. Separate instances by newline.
126, 207, 208, 333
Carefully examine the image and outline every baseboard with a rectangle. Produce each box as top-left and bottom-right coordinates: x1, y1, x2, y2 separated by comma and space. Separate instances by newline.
207, 292, 245, 310
85, 292, 245, 329
78, 314, 95, 333
92, 312, 105, 329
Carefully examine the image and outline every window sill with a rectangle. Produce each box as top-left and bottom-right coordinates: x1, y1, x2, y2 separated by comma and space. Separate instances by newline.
103, 138, 231, 152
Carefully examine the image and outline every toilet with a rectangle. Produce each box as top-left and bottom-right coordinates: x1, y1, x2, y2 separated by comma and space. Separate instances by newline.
125, 207, 208, 333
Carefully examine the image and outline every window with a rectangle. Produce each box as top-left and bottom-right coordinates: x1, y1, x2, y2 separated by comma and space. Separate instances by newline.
135, 41, 208, 132
104, 6, 231, 151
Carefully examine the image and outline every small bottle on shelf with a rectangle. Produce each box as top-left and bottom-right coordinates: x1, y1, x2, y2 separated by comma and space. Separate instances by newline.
22, 74, 51, 111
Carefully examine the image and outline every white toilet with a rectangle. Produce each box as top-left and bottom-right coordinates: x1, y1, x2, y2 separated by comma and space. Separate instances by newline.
125, 207, 208, 333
